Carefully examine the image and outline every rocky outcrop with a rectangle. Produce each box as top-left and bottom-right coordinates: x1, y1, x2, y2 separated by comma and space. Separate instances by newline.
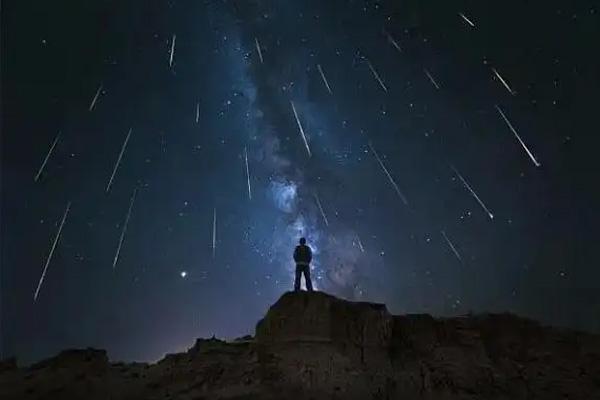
0, 357, 17, 374
1, 291, 599, 399
256, 291, 392, 346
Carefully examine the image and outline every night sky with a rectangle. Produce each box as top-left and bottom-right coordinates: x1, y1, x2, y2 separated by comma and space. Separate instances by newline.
2, 0, 599, 364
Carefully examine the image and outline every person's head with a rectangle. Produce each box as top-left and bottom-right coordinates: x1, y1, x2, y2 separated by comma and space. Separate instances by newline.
299, 237, 306, 245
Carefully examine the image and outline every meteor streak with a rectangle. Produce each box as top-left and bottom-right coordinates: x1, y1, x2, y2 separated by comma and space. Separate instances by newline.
450, 164, 494, 220
34, 131, 61, 182
366, 60, 388, 93
492, 68, 516, 95
106, 128, 132, 193
458, 12, 476, 27
290, 101, 312, 157
368, 142, 408, 205
169, 34, 176, 68
314, 193, 329, 227
441, 230, 462, 262
89, 84, 103, 111
244, 146, 252, 200
386, 33, 402, 53
255, 37, 264, 64
212, 207, 217, 259
195, 102, 200, 123
355, 234, 365, 253
112, 188, 137, 269
317, 64, 333, 94
424, 69, 440, 89
34, 202, 71, 301
495, 105, 541, 167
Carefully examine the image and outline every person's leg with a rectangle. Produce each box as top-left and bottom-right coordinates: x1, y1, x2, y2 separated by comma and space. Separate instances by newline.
304, 265, 313, 292
294, 265, 302, 291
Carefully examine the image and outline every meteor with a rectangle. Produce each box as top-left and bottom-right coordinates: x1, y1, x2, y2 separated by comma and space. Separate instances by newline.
255, 37, 264, 64
424, 69, 440, 89
450, 164, 494, 220
368, 142, 408, 205
495, 105, 541, 167
317, 64, 333, 95
106, 128, 132, 193
89, 84, 103, 111
212, 207, 217, 259
169, 34, 176, 68
386, 33, 402, 53
195, 102, 200, 124
355, 234, 365, 253
441, 230, 462, 262
244, 146, 252, 200
34, 131, 61, 182
314, 193, 329, 227
34, 202, 71, 301
367, 60, 388, 92
290, 101, 312, 157
492, 68, 517, 96
112, 188, 138, 269
458, 12, 476, 27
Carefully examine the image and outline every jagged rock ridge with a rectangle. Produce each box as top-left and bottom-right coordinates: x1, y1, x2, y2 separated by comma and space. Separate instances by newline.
1, 291, 599, 399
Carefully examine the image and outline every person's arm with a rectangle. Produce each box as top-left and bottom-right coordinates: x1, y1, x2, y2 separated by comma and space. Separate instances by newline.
307, 247, 313, 263
293, 246, 299, 262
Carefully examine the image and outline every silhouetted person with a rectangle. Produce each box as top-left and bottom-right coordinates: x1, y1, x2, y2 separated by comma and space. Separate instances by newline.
293, 237, 313, 292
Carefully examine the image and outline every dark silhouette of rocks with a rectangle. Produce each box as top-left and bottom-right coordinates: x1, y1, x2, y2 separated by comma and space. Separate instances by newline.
0, 357, 17, 374
2, 291, 599, 399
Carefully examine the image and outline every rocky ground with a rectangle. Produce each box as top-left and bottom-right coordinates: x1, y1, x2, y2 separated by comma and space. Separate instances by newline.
2, 291, 599, 399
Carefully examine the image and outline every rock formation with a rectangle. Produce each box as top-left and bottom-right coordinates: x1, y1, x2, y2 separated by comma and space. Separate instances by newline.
1, 291, 599, 399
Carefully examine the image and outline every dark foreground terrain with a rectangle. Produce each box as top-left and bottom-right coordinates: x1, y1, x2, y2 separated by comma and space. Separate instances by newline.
2, 291, 600, 399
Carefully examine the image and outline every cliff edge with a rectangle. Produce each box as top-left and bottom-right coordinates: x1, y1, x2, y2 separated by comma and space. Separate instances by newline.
1, 291, 599, 399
